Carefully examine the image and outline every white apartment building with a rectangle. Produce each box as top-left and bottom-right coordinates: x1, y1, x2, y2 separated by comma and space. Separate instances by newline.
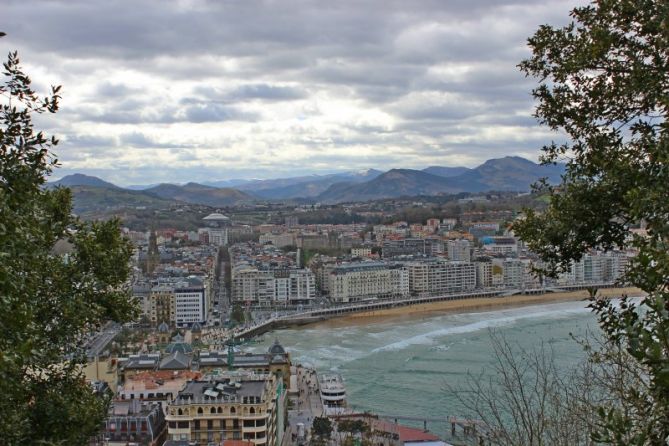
475, 261, 493, 288
259, 232, 296, 248
231, 265, 316, 304
175, 283, 206, 326
447, 239, 471, 262
405, 260, 476, 295
328, 262, 409, 303
351, 247, 372, 257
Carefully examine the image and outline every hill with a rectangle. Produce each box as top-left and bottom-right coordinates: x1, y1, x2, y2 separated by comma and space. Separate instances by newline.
49, 173, 119, 189
143, 182, 254, 207
68, 185, 179, 215
317, 157, 564, 203
232, 169, 381, 199
317, 169, 457, 203
248, 169, 384, 199
422, 166, 471, 178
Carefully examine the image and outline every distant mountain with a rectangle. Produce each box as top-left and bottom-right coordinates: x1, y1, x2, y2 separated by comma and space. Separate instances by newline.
317, 169, 458, 203
422, 166, 471, 178
126, 183, 163, 190
201, 179, 254, 188
444, 156, 564, 192
317, 157, 564, 203
68, 185, 178, 214
144, 182, 254, 207
49, 173, 119, 189
239, 169, 383, 199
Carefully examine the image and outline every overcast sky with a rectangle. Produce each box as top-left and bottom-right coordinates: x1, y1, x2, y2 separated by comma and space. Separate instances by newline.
3, 0, 580, 186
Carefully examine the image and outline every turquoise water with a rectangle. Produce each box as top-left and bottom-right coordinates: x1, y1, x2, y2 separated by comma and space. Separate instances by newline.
248, 300, 598, 436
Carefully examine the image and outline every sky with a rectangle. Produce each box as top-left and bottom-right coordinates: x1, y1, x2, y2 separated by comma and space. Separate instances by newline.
3, 0, 581, 186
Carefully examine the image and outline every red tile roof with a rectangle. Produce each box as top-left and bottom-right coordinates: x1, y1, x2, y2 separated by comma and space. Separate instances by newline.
397, 424, 440, 442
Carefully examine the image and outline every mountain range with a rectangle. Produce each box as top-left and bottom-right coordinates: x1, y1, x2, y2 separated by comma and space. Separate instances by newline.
48, 156, 564, 211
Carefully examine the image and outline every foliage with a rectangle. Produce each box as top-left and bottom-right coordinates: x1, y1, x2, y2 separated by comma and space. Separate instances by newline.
0, 50, 137, 445
513, 0, 669, 443
231, 303, 246, 325
312, 416, 333, 440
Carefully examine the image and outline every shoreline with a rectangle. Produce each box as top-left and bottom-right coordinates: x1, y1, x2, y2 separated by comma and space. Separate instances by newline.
309, 287, 644, 328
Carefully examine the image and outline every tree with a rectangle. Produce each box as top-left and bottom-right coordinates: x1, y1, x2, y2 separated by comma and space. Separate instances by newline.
312, 416, 333, 444
513, 0, 669, 443
231, 303, 246, 325
448, 331, 599, 445
0, 48, 137, 445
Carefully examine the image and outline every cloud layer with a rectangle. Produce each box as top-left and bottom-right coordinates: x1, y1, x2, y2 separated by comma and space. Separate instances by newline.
3, 0, 580, 185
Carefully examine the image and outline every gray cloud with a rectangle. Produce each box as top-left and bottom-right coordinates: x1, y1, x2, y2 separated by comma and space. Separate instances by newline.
2, 0, 585, 184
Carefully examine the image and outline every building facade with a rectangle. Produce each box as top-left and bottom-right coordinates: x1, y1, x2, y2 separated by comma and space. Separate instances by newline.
328, 262, 409, 302
164, 374, 285, 446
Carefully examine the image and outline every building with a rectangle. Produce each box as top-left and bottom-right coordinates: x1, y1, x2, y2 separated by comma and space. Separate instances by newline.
99, 400, 166, 446
328, 262, 409, 302
481, 236, 518, 255
405, 259, 476, 295
231, 266, 315, 305
175, 278, 207, 327
201, 213, 232, 247
117, 370, 202, 404
447, 239, 471, 262
164, 373, 285, 446
351, 247, 372, 257
475, 260, 493, 288
197, 340, 291, 387
149, 286, 175, 327
259, 233, 296, 248
383, 238, 443, 258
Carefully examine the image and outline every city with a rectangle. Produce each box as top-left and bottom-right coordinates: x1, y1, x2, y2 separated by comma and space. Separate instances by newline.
2, 0, 667, 445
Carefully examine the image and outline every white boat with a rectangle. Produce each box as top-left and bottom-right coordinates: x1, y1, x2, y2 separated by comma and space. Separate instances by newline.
318, 373, 347, 413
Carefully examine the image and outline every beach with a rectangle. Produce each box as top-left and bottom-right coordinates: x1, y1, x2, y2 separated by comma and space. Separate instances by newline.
316, 286, 644, 327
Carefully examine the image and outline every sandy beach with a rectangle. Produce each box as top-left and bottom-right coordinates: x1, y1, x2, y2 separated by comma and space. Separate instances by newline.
315, 287, 644, 328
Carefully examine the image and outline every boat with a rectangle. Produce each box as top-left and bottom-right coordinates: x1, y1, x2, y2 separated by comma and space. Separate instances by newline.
318, 373, 347, 414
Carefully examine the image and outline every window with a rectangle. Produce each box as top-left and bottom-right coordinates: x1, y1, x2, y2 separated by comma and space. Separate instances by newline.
198, 407, 203, 415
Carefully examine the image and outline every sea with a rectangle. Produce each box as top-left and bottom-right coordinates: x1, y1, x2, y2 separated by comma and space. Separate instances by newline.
247, 299, 600, 438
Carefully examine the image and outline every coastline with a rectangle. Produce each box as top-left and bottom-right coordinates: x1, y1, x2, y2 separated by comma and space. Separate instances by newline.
311, 287, 644, 328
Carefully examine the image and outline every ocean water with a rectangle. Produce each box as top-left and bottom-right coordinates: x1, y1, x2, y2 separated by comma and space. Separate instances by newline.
247, 300, 599, 436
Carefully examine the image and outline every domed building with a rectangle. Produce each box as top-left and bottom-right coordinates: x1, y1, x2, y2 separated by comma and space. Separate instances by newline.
190, 322, 202, 343
157, 321, 170, 344
164, 333, 193, 355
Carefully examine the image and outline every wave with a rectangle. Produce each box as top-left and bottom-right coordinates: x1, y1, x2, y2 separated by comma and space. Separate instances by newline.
370, 303, 591, 353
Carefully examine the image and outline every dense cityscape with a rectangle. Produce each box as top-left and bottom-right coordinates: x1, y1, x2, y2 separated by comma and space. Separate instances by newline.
3, 0, 667, 445
73, 195, 641, 446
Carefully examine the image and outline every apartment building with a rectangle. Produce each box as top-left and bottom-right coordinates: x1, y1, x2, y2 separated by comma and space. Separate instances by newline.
100, 400, 166, 446
259, 232, 296, 248
328, 262, 409, 302
475, 260, 493, 288
175, 279, 207, 327
447, 239, 471, 262
405, 259, 476, 295
382, 238, 443, 258
231, 266, 315, 304
149, 286, 175, 327
164, 373, 285, 446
